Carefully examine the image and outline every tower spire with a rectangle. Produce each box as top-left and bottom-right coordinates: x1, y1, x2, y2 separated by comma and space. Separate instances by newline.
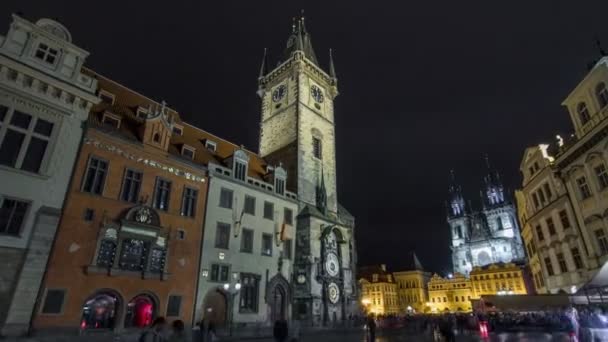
329, 48, 337, 81
258, 48, 269, 79
595, 35, 607, 57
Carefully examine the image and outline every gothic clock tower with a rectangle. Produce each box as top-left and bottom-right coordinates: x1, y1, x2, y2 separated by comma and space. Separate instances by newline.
257, 16, 357, 325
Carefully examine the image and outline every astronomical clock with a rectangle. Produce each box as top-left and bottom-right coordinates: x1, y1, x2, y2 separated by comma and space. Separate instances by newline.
321, 229, 342, 309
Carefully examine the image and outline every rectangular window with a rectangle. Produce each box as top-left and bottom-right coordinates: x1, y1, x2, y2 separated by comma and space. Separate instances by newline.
166, 295, 182, 317
83, 208, 95, 222
284, 239, 292, 259
276, 178, 285, 195
262, 233, 273, 256
172, 126, 183, 136
182, 146, 195, 160
595, 164, 608, 189
571, 247, 584, 269
244, 195, 256, 215
120, 169, 142, 203
559, 210, 571, 229
102, 114, 121, 129
535, 225, 544, 242
210, 264, 230, 282
543, 183, 553, 200
264, 201, 274, 220
284, 208, 293, 225
34, 43, 59, 65
219, 188, 233, 209
118, 238, 150, 271
205, 140, 217, 152
234, 161, 247, 181
596, 229, 608, 255
577, 176, 592, 199
240, 228, 254, 253
557, 253, 568, 273
312, 137, 322, 159
239, 273, 260, 313
215, 223, 230, 249
537, 189, 546, 204
0, 198, 29, 236
98, 90, 115, 104
546, 217, 556, 235
544, 257, 554, 276
181, 187, 198, 217
0, 111, 53, 173
153, 178, 172, 211
82, 157, 108, 195
41, 289, 65, 314
532, 193, 539, 209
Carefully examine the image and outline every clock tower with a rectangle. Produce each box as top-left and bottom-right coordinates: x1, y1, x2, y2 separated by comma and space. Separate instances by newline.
257, 16, 357, 325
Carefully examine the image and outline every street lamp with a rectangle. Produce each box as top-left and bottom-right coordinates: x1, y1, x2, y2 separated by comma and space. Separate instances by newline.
222, 275, 241, 337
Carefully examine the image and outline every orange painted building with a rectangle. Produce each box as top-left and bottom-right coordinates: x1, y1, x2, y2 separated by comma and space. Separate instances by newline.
33, 72, 208, 332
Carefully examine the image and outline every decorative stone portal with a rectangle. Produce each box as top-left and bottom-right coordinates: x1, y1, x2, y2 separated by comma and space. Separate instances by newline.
80, 291, 122, 330
267, 274, 290, 322
124, 294, 157, 328
202, 289, 227, 326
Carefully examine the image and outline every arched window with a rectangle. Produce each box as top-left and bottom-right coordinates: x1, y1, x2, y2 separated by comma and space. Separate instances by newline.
597, 83, 608, 109
577, 102, 591, 125
153, 133, 160, 143
496, 217, 503, 230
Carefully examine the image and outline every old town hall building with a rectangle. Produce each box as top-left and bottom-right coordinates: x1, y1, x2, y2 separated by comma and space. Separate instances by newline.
257, 17, 357, 325
448, 165, 525, 276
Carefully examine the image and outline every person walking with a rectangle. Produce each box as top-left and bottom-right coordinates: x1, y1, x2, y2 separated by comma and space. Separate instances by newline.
168, 320, 187, 342
139, 317, 168, 342
367, 316, 376, 342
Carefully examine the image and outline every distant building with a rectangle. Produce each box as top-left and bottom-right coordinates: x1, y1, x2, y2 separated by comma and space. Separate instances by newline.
470, 263, 528, 297
393, 252, 431, 313
0, 15, 98, 335
447, 166, 526, 276
516, 55, 608, 294
427, 273, 473, 313
359, 265, 399, 315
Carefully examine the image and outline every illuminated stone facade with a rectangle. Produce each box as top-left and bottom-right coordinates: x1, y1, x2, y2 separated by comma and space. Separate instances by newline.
427, 273, 473, 313
448, 169, 526, 276
470, 263, 527, 297
359, 265, 399, 315
517, 56, 608, 294
393, 253, 431, 313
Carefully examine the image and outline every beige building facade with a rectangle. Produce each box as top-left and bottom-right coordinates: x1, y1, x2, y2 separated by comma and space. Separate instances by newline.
427, 273, 473, 313
359, 265, 399, 315
470, 263, 527, 297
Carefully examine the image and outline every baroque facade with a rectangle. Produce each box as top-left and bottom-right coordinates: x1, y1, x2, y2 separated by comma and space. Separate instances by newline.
257, 16, 357, 325
448, 167, 525, 276
0, 15, 98, 335
517, 55, 608, 294
358, 265, 399, 315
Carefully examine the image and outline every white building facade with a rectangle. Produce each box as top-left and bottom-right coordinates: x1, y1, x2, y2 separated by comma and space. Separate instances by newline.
257, 17, 357, 325
0, 15, 98, 335
194, 146, 299, 327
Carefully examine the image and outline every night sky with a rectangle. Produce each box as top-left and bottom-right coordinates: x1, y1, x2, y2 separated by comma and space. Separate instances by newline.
3, 1, 608, 274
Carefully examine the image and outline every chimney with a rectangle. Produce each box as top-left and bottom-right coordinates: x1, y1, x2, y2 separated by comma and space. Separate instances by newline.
380, 264, 386, 272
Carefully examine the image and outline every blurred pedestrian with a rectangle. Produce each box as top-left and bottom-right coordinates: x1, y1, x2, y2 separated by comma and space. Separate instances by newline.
168, 320, 187, 342
274, 319, 289, 342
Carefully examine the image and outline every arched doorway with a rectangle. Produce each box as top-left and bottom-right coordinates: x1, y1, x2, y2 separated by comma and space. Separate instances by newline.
270, 285, 286, 322
202, 289, 227, 326
81, 291, 121, 330
124, 294, 157, 328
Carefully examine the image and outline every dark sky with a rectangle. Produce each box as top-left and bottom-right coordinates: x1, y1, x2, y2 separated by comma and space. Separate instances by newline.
4, 0, 608, 274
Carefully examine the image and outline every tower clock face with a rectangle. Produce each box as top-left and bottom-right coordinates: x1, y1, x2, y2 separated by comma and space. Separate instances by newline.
272, 85, 286, 102
310, 85, 324, 103
325, 252, 340, 277
328, 282, 340, 304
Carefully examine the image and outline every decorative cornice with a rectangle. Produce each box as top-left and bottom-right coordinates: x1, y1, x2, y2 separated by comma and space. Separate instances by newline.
84, 137, 206, 183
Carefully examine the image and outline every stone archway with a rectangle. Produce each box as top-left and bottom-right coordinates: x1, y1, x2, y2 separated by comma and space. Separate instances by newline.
124, 293, 158, 328
267, 274, 290, 322
202, 289, 227, 326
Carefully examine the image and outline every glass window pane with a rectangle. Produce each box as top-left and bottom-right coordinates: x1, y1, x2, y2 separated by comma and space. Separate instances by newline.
34, 119, 54, 136
0, 105, 7, 122
21, 137, 48, 173
10, 111, 32, 129
0, 130, 25, 167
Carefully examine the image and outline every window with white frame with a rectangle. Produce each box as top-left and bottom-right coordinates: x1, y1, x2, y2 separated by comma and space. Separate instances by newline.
234, 160, 247, 181
597, 82, 608, 109
577, 176, 592, 199
205, 140, 217, 152
595, 164, 608, 190
0, 197, 29, 236
577, 102, 591, 125
0, 109, 55, 173
275, 177, 285, 195
595, 229, 608, 255
33, 42, 59, 65
181, 145, 195, 160
98, 90, 115, 105
136, 107, 148, 119
172, 125, 183, 136
102, 113, 121, 129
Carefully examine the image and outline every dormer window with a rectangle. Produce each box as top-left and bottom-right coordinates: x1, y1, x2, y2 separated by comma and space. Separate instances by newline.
232, 150, 249, 182
153, 133, 161, 143
577, 102, 591, 125
136, 107, 148, 119
34, 43, 59, 65
275, 178, 285, 195
181, 145, 195, 160
99, 90, 115, 105
205, 140, 217, 153
597, 83, 608, 109
172, 125, 183, 136
102, 113, 121, 129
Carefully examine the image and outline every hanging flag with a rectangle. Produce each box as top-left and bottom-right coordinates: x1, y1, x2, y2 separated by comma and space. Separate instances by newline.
233, 196, 244, 238
280, 222, 287, 241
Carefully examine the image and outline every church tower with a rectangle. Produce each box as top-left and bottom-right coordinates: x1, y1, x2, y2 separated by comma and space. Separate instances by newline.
258, 16, 339, 214
257, 16, 356, 326
447, 171, 473, 275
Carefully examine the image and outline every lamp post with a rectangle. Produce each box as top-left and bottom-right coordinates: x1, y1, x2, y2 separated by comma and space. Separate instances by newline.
223, 276, 241, 337
361, 298, 371, 315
